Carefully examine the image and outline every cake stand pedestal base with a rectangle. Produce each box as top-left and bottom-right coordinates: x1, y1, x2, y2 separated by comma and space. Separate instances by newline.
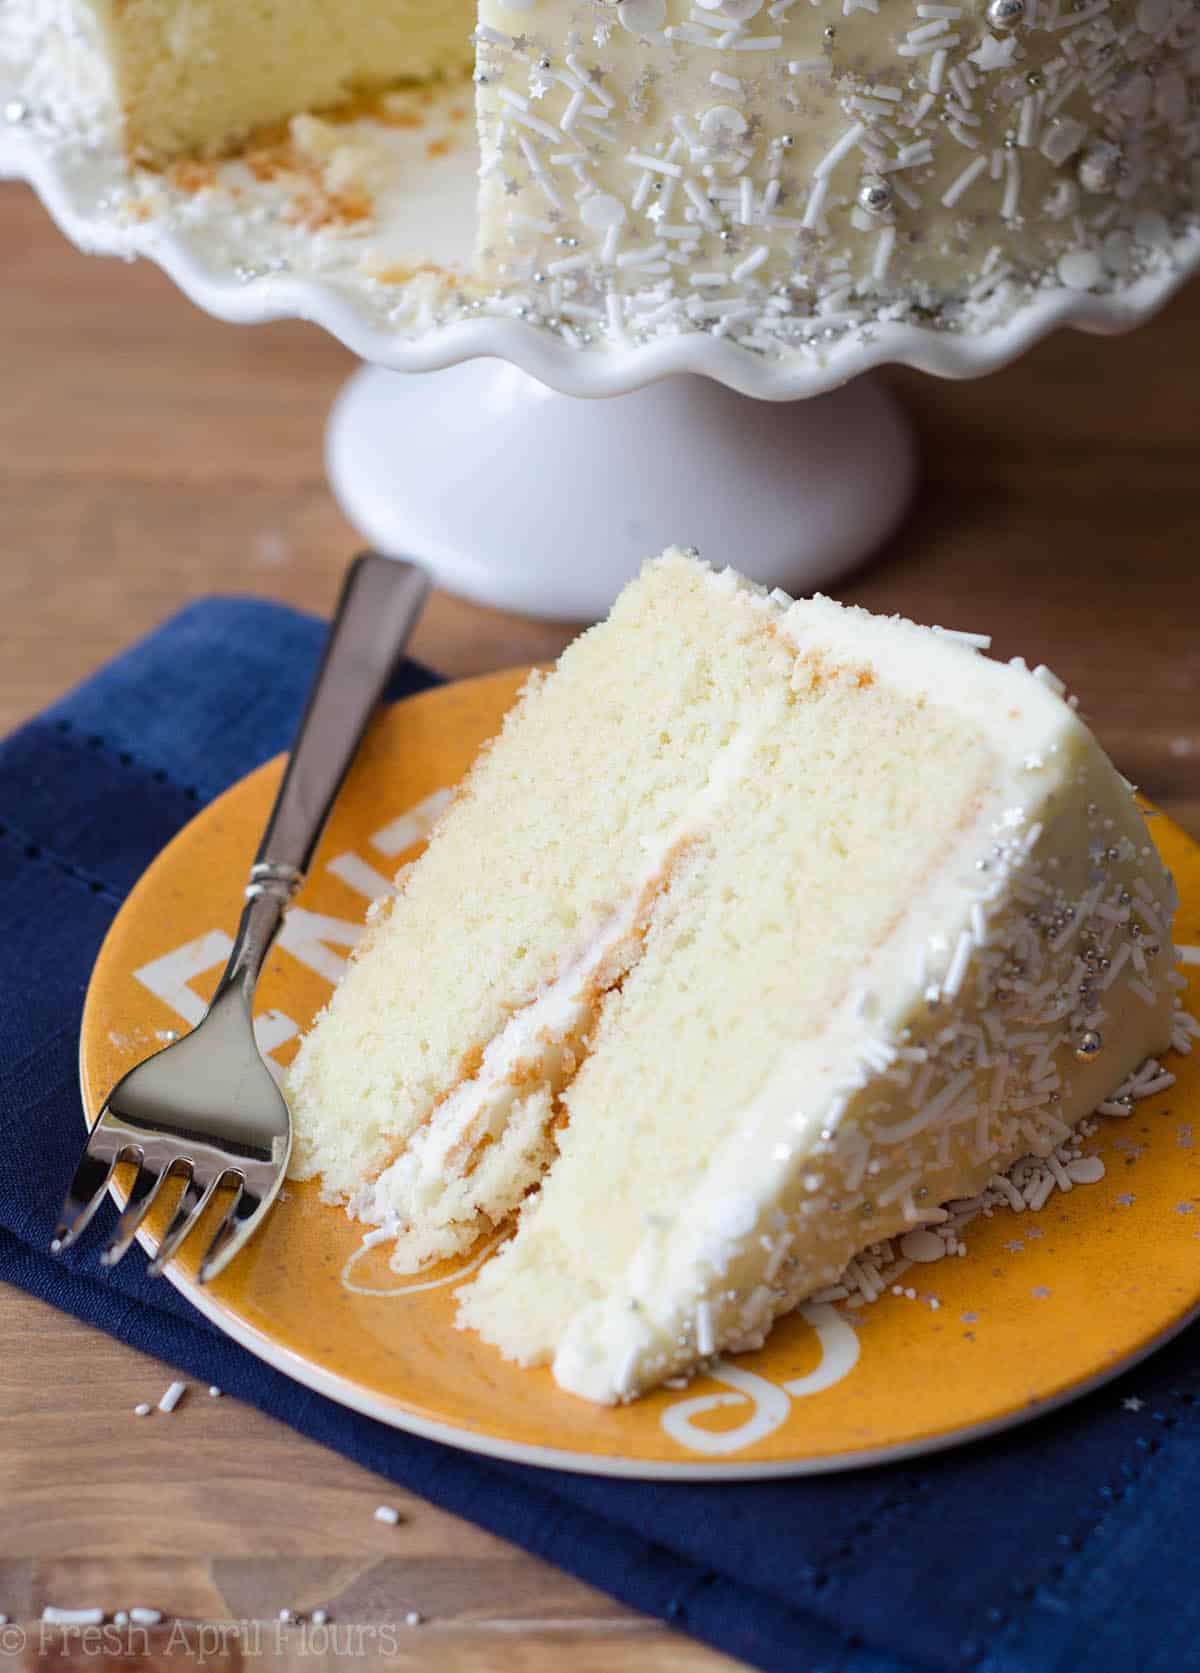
327, 360, 917, 621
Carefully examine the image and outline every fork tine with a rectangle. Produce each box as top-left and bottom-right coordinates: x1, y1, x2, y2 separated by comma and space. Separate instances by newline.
99, 1159, 172, 1269
145, 1167, 223, 1278
197, 1184, 269, 1284
51, 1143, 122, 1253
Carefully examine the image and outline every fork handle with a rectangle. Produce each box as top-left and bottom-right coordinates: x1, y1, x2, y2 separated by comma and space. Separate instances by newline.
217, 553, 430, 998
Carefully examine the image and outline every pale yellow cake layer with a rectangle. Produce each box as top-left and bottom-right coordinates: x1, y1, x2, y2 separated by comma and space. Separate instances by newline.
83, 0, 475, 161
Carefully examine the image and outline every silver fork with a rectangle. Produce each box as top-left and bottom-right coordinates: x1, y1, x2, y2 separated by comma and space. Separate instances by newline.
52, 553, 430, 1283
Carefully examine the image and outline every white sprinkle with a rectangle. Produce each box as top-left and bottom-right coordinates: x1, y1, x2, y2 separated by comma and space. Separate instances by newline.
899, 32, 960, 56
695, 1300, 715, 1357
814, 123, 866, 179
932, 626, 992, 650
157, 1381, 187, 1414
207, 1386, 221, 1398
42, 1609, 105, 1626
1134, 1070, 1176, 1095
801, 177, 829, 230
311, 1610, 329, 1626
1017, 95, 1040, 149
1032, 664, 1067, 697
731, 245, 769, 281
405, 1611, 423, 1627
130, 1608, 163, 1626
879, 1068, 974, 1146
899, 1229, 947, 1263
906, 16, 951, 41
872, 225, 897, 282
1046, 1152, 1073, 1193
1067, 1157, 1106, 1185
941, 151, 988, 205
988, 1174, 1026, 1213
133, 1402, 152, 1417
878, 1168, 924, 1208
374, 1505, 401, 1526
626, 150, 683, 178
943, 929, 975, 1000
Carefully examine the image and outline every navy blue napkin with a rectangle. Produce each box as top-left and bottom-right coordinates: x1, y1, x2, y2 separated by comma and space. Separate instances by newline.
3, 597, 1198, 1673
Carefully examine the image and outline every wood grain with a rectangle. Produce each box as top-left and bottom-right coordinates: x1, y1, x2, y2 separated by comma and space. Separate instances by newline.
1, 174, 1198, 1670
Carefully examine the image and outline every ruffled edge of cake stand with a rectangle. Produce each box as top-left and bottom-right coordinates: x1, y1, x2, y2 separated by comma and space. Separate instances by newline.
4, 106, 1198, 403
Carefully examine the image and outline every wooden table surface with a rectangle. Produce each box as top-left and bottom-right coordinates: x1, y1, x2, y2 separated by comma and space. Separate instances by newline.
2, 176, 1198, 1671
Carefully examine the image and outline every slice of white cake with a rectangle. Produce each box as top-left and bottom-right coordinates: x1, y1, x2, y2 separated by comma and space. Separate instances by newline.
288, 550, 1177, 1402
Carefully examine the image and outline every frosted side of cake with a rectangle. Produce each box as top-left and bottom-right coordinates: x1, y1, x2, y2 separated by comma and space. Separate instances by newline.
472, 0, 1199, 330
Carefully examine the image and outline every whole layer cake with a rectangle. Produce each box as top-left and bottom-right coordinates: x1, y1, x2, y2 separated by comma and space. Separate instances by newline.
11, 0, 1199, 346
287, 551, 1179, 1402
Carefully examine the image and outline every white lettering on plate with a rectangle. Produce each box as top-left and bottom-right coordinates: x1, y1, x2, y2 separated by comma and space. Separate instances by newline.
370, 789, 452, 857
133, 930, 235, 1027
660, 1304, 862, 1455
340, 1233, 501, 1297
276, 908, 363, 985
326, 853, 396, 903
126, 792, 452, 1067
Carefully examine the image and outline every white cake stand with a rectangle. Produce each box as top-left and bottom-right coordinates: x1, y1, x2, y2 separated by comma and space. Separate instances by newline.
4, 69, 1197, 620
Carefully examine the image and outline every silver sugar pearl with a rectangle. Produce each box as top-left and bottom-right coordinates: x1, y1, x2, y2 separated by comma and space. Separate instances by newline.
1075, 1029, 1104, 1062
823, 25, 837, 39
857, 176, 894, 215
780, 133, 795, 149
987, 0, 1026, 27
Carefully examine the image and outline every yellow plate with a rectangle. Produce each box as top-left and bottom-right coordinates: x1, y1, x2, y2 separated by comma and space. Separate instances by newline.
80, 670, 1200, 1479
